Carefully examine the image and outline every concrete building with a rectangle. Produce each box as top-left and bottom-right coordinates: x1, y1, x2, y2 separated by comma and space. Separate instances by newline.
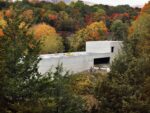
38, 41, 122, 74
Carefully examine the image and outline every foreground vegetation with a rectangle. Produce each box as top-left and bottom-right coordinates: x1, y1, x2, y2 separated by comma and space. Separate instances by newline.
0, 1, 150, 113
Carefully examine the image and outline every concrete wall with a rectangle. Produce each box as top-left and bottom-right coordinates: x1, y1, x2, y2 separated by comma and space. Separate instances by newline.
38, 52, 111, 74
38, 53, 93, 74
86, 41, 122, 62
38, 41, 123, 74
110, 41, 123, 62
86, 41, 111, 53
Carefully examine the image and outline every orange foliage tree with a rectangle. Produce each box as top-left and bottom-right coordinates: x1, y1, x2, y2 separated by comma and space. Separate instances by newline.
30, 23, 64, 53
48, 14, 57, 20
141, 2, 150, 14
5, 9, 12, 17
0, 11, 6, 37
0, 11, 3, 19
0, 28, 4, 37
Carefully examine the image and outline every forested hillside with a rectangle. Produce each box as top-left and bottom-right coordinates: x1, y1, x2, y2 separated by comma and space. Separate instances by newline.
0, 1, 149, 113
0, 0, 140, 53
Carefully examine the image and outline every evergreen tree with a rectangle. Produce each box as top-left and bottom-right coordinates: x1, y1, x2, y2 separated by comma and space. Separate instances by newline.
0, 12, 52, 113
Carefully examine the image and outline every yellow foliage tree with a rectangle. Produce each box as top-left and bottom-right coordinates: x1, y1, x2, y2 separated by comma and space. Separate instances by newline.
0, 18, 7, 28
0, 11, 6, 29
70, 21, 108, 51
30, 23, 64, 53
0, 11, 6, 37
69, 72, 107, 112
86, 21, 108, 40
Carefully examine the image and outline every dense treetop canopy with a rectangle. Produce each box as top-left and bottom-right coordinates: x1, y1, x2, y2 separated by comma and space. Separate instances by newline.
0, 0, 141, 52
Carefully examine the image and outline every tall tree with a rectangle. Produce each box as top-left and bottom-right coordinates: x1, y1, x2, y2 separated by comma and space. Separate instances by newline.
129, 1, 150, 55
0, 12, 52, 113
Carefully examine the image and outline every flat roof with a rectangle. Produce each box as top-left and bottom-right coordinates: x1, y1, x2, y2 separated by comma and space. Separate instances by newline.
40, 52, 111, 59
39, 41, 122, 59
40, 52, 89, 59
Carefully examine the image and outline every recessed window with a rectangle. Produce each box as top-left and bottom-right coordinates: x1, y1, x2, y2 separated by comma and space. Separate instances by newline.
111, 47, 114, 53
94, 57, 110, 65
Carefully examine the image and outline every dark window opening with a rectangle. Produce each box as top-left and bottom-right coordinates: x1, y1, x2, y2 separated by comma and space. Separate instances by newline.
111, 47, 114, 53
94, 57, 110, 65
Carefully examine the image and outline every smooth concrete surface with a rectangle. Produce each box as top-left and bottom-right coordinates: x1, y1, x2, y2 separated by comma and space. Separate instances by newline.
38, 41, 123, 74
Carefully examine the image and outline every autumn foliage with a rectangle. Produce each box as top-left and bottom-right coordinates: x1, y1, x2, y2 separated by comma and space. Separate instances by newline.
31, 23, 57, 39
22, 9, 33, 20
0, 12, 6, 37
0, 0, 141, 52
129, 1, 150, 54
141, 2, 150, 14
86, 21, 108, 40
48, 14, 58, 20
70, 21, 108, 51
0, 28, 4, 37
30, 23, 64, 53
0, 11, 3, 19
5, 9, 12, 17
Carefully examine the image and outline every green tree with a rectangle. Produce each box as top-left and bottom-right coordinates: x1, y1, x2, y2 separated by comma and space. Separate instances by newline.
129, 2, 150, 55
56, 1, 67, 11
110, 19, 128, 40
93, 8, 106, 22
96, 3, 150, 113
0, 13, 85, 113
45, 65, 84, 113
70, 1, 92, 16
0, 12, 54, 113
56, 11, 76, 32
0, 0, 9, 10
96, 20, 150, 113
97, 46, 150, 113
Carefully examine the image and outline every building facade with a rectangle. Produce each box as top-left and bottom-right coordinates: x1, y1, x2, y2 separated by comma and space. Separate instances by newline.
38, 41, 122, 74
